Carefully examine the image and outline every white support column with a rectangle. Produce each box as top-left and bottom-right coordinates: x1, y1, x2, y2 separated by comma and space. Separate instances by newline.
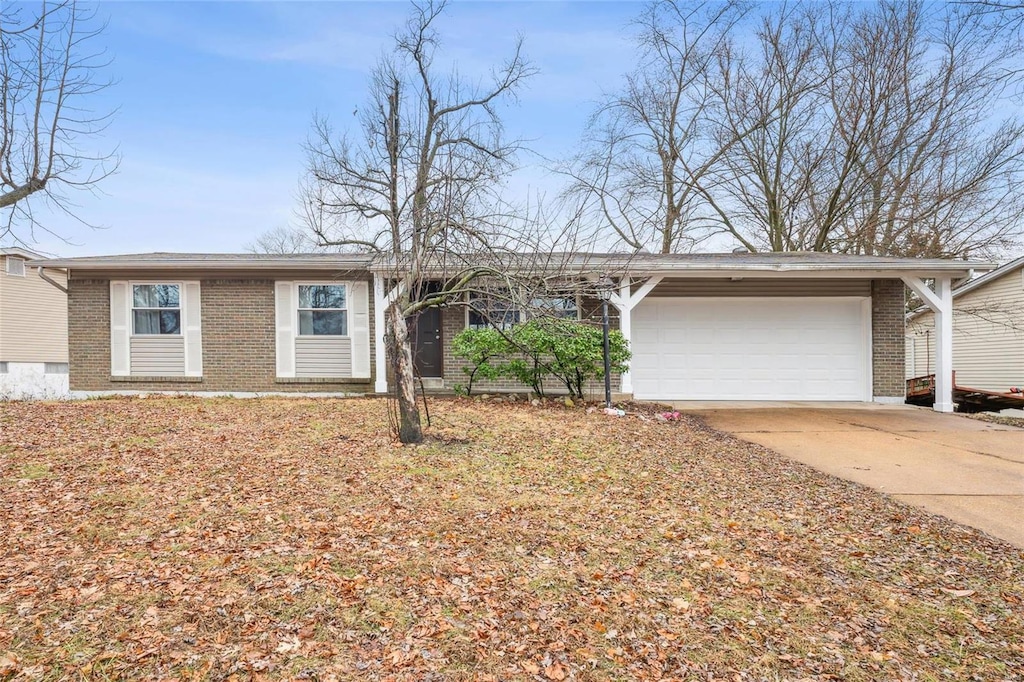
609, 275, 663, 397
902, 276, 954, 412
617, 280, 633, 395
373, 273, 388, 394
933, 277, 954, 413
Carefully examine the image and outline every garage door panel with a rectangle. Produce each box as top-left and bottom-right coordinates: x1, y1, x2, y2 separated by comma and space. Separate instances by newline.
632, 298, 868, 401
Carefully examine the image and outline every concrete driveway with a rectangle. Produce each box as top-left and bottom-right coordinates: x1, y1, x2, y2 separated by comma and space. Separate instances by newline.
677, 404, 1024, 548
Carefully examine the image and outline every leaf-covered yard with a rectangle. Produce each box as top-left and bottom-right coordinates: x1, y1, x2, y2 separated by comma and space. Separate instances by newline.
1, 398, 1021, 681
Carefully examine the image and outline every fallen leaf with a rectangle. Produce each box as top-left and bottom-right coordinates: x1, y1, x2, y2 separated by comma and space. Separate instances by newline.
544, 661, 566, 680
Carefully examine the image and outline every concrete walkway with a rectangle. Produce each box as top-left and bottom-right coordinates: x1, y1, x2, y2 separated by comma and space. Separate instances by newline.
676, 404, 1024, 548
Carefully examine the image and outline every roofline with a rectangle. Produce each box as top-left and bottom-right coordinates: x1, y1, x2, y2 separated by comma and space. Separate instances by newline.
31, 256, 374, 270
33, 251, 992, 279
906, 254, 1023, 320
369, 256, 990, 278
947, 254, 1024, 299
1, 246, 45, 260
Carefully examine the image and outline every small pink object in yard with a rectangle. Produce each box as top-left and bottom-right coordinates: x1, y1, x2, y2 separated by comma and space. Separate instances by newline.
603, 407, 626, 416
659, 411, 681, 421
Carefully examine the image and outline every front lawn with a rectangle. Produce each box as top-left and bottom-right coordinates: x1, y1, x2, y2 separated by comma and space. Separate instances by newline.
1, 397, 1021, 680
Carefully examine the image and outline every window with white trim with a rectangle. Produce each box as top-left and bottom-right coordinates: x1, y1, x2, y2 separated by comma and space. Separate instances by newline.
468, 291, 520, 330
5, 256, 25, 276
529, 295, 580, 320
298, 284, 347, 336
132, 284, 181, 335
44, 362, 69, 374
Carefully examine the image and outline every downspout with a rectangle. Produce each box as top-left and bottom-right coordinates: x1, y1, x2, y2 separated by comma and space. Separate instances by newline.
38, 267, 68, 294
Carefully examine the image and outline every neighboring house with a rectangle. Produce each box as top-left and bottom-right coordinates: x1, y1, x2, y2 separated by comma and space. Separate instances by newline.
31, 251, 984, 411
0, 247, 70, 399
906, 255, 1024, 393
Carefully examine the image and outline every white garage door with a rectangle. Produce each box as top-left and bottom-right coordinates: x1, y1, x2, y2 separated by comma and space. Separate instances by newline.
631, 298, 869, 401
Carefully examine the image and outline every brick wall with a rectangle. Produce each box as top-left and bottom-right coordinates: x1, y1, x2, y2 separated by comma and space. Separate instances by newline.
437, 299, 622, 398
871, 279, 906, 398
67, 278, 374, 393
68, 280, 112, 391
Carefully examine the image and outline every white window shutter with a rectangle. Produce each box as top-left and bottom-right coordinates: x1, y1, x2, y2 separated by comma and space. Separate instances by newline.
349, 281, 370, 378
275, 281, 295, 378
110, 281, 131, 376
183, 281, 203, 376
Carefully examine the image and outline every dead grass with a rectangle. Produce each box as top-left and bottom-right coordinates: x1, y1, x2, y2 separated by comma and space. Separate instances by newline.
0, 397, 1021, 681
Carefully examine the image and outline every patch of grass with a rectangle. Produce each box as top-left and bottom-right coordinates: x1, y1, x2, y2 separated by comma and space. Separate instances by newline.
15, 462, 52, 479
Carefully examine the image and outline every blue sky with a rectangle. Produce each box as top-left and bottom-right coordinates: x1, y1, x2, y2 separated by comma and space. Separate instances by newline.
17, 1, 641, 257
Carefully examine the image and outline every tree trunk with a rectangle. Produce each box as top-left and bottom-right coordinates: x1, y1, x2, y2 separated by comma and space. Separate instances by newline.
387, 304, 422, 443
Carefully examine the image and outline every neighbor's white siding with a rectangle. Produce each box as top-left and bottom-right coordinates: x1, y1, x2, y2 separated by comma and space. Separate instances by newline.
0, 256, 68, 363
906, 268, 1024, 392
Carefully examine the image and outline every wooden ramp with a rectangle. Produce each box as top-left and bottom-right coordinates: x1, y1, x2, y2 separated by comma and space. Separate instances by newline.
906, 373, 1024, 412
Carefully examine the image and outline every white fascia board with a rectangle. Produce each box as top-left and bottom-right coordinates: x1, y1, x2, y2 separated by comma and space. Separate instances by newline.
621, 268, 981, 280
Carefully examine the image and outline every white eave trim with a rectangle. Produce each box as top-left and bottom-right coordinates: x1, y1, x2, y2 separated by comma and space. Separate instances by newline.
31, 258, 374, 271
617, 267, 983, 280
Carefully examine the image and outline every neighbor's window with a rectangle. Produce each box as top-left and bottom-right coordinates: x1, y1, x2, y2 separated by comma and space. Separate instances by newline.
0, 362, 8, 373
468, 291, 520, 330
298, 284, 347, 336
529, 295, 579, 320
5, 257, 25, 276
132, 284, 181, 335
44, 362, 69, 374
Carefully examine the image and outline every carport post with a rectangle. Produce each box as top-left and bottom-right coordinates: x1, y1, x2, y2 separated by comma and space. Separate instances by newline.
609, 276, 662, 398
617, 280, 633, 395
902, 276, 955, 413
933, 277, 954, 413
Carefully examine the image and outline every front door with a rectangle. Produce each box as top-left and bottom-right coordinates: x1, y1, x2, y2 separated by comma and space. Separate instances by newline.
409, 285, 443, 378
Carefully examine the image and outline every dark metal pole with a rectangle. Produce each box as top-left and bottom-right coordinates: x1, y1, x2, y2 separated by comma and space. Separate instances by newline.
602, 297, 612, 408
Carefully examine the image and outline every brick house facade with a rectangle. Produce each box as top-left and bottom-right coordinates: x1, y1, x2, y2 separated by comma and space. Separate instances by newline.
68, 278, 375, 394
36, 251, 978, 409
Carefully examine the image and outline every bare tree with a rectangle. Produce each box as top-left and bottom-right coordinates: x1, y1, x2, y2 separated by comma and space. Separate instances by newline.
575, 0, 1024, 258
303, 0, 541, 443
0, 0, 117, 244
244, 225, 332, 254
564, 1, 749, 254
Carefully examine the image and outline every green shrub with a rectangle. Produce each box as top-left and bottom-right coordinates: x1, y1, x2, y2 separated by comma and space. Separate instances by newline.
451, 318, 631, 399
450, 327, 508, 395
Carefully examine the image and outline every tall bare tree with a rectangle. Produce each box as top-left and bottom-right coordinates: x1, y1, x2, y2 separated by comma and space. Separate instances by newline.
303, 1, 538, 443
573, 0, 1024, 258
564, 1, 749, 254
0, 0, 116, 244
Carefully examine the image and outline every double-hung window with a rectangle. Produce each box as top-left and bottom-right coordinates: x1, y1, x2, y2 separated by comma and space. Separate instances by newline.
132, 284, 181, 335
298, 284, 347, 336
111, 280, 201, 378
276, 281, 369, 380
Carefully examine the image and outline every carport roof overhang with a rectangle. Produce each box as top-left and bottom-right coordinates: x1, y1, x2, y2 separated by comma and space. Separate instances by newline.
366, 252, 989, 279
594, 253, 989, 280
